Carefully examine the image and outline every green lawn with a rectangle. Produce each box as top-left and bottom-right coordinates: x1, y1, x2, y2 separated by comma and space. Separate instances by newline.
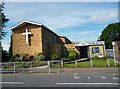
51, 59, 120, 68
92, 59, 108, 67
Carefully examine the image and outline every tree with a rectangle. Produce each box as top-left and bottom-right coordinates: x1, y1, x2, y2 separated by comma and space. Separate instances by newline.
0, 2, 9, 39
2, 49, 11, 62
98, 22, 120, 49
8, 35, 12, 57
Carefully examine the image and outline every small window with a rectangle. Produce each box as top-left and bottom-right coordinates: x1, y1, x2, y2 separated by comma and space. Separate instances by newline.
92, 47, 100, 53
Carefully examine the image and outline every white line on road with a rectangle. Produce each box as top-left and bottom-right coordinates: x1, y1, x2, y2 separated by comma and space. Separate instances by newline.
56, 83, 119, 85
102, 76, 106, 79
0, 82, 24, 84
113, 77, 119, 80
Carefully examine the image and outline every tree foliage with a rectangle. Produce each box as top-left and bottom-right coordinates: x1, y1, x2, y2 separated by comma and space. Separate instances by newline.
8, 35, 12, 56
0, 2, 9, 39
99, 22, 120, 49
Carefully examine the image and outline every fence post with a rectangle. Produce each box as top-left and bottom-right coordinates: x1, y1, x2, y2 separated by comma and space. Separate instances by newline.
31, 62, 32, 73
48, 61, 50, 73
107, 59, 110, 67
58, 61, 60, 73
90, 59, 93, 67
61, 60, 63, 68
14, 62, 15, 73
75, 60, 78, 68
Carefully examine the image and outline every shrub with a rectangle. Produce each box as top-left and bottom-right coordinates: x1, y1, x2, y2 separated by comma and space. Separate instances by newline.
34, 53, 45, 62
93, 55, 99, 60
22, 63, 29, 68
21, 53, 29, 61
61, 58, 70, 61
102, 56, 108, 60
2, 50, 11, 62
11, 54, 21, 62
68, 49, 77, 57
62, 51, 69, 58
68, 56, 76, 60
68, 49, 78, 59
3, 65, 9, 69
29, 56, 34, 61
48, 53, 58, 61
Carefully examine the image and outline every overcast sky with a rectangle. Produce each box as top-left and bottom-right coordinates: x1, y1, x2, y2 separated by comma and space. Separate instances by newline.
1, 2, 118, 51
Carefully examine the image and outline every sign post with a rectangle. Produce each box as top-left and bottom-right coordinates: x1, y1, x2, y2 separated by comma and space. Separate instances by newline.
112, 42, 116, 67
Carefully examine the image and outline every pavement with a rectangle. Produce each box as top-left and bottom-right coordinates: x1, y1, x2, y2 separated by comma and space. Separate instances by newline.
1, 67, 120, 89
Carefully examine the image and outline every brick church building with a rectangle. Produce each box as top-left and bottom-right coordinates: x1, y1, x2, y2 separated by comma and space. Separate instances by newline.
11, 20, 75, 58
11, 20, 105, 59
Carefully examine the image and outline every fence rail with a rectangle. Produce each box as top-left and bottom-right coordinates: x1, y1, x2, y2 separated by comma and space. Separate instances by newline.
0, 61, 60, 73
0, 59, 118, 73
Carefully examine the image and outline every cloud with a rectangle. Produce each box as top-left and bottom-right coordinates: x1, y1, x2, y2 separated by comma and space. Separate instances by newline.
5, 2, 118, 31
71, 36, 97, 42
62, 31, 97, 36
1, 40, 10, 51
40, 16, 89, 30
89, 12, 118, 24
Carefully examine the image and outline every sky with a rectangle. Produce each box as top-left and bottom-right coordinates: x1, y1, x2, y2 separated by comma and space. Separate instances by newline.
1, 2, 118, 51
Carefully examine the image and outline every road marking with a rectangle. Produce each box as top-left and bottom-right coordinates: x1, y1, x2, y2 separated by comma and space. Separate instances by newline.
74, 73, 79, 79
56, 83, 119, 85
88, 77, 90, 79
0, 82, 24, 84
102, 76, 106, 79
95, 76, 106, 79
113, 77, 119, 80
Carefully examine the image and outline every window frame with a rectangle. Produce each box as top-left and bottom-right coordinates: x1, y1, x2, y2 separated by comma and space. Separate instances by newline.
92, 47, 100, 53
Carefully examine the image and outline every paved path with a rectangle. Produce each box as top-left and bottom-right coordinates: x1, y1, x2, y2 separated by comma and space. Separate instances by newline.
60, 67, 119, 74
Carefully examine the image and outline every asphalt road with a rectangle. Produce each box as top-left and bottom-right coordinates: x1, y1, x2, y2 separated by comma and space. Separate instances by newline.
1, 73, 119, 88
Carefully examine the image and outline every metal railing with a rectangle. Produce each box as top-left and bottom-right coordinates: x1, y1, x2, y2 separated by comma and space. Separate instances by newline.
0, 61, 60, 73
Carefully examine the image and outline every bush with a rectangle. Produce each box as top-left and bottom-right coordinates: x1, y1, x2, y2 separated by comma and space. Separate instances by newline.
22, 63, 29, 68
68, 56, 76, 60
102, 56, 108, 60
10, 53, 30, 62
92, 55, 99, 60
34, 53, 45, 62
62, 51, 69, 58
21, 53, 29, 61
48, 53, 58, 61
29, 56, 34, 61
2, 50, 11, 62
68, 49, 78, 59
61, 58, 70, 61
3, 65, 9, 69
61, 49, 78, 61
10, 54, 21, 62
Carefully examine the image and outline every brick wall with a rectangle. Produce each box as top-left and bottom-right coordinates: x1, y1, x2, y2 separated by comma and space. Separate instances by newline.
41, 26, 58, 56
57, 36, 72, 45
12, 23, 42, 56
114, 41, 120, 59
